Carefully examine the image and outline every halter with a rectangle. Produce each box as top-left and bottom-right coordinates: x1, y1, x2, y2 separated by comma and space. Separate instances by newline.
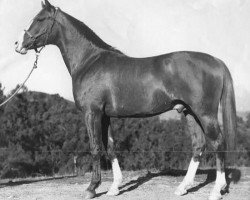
24, 7, 58, 53
0, 8, 59, 107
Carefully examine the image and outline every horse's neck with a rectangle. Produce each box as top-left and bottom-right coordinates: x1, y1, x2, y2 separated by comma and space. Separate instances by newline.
54, 11, 103, 75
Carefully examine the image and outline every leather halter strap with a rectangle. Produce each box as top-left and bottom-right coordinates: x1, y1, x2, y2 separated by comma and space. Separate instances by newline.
24, 7, 58, 53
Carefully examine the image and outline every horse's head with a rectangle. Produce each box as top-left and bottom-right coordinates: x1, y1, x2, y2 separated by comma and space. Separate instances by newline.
15, 0, 58, 54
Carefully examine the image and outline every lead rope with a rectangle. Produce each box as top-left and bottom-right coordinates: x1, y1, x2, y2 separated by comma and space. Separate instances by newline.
0, 49, 43, 107
0, 7, 57, 107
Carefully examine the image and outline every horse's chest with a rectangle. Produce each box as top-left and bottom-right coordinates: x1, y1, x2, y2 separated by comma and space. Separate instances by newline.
72, 79, 105, 109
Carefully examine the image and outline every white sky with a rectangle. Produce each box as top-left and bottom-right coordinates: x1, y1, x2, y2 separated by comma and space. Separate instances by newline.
0, 0, 250, 111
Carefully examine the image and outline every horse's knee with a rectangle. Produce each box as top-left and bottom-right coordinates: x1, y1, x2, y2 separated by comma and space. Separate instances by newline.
107, 147, 116, 161
186, 113, 206, 162
105, 125, 117, 161
211, 133, 225, 151
200, 115, 225, 149
107, 137, 116, 160
91, 147, 102, 161
205, 123, 225, 152
201, 115, 221, 139
192, 140, 206, 162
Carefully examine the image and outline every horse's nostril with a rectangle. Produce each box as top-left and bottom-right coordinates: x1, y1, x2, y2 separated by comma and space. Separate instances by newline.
15, 41, 18, 45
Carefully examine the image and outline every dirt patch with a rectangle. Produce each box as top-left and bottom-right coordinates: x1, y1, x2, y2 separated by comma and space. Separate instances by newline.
0, 168, 249, 200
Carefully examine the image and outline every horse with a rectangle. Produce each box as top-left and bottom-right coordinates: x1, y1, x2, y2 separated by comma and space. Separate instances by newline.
15, 1, 236, 200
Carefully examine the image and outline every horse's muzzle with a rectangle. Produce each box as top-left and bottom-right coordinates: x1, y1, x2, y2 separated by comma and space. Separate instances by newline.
15, 41, 28, 55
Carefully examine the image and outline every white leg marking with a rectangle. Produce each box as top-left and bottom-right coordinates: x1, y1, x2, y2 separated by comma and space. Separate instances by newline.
209, 171, 226, 200
106, 158, 123, 196
215, 171, 226, 186
108, 136, 113, 143
175, 158, 199, 196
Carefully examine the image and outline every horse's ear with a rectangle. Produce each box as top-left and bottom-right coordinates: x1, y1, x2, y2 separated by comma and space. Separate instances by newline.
41, 0, 45, 8
41, 0, 52, 9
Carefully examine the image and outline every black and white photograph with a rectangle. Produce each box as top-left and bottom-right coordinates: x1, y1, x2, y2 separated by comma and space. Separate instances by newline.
0, 0, 249, 199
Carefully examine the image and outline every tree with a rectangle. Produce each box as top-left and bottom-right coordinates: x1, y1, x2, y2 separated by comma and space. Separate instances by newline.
246, 112, 250, 128
0, 83, 6, 114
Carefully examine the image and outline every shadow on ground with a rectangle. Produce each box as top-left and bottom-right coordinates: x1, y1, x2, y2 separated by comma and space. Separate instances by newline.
0, 168, 241, 198
0, 175, 77, 188
117, 168, 241, 196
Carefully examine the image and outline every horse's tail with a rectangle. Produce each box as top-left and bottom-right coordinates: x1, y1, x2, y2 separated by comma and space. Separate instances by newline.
221, 65, 237, 163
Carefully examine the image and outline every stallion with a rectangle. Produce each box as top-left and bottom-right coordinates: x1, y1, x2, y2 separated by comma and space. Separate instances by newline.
15, 1, 236, 200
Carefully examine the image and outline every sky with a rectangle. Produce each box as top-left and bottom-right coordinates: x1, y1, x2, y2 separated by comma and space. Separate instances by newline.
0, 0, 250, 112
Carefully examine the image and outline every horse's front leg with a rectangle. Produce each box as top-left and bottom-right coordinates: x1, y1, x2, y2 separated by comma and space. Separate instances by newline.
85, 110, 103, 199
102, 116, 123, 196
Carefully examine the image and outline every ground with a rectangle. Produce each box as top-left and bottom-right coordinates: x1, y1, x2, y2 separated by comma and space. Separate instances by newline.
0, 168, 249, 200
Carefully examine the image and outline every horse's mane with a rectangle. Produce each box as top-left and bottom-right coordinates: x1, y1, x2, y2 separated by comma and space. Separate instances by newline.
62, 10, 124, 55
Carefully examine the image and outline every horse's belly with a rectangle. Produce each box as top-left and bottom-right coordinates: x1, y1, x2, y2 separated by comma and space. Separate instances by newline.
105, 87, 173, 117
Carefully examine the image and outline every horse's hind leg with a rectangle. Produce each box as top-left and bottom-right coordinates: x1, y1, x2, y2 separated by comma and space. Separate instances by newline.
175, 110, 206, 196
200, 116, 227, 200
209, 151, 227, 200
102, 116, 123, 196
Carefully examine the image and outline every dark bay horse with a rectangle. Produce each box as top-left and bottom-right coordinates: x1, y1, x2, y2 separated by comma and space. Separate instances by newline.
15, 1, 236, 200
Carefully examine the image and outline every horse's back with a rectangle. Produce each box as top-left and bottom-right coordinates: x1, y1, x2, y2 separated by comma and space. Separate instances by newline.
73, 50, 227, 117
108, 51, 226, 116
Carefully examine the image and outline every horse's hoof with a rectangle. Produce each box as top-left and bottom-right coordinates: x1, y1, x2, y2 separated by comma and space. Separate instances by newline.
174, 187, 187, 196
85, 190, 96, 199
106, 188, 120, 196
208, 192, 222, 200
